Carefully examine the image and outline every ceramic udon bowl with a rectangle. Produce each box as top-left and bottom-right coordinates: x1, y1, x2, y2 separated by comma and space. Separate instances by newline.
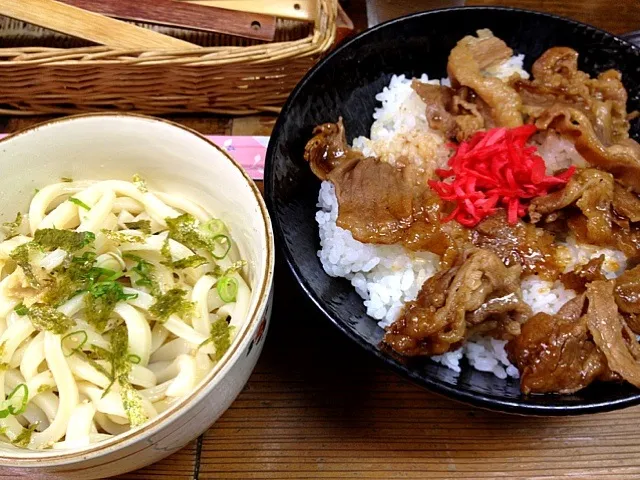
265, 7, 640, 415
0, 114, 275, 478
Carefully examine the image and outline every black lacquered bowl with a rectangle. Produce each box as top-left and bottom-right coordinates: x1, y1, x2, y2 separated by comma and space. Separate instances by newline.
264, 7, 640, 415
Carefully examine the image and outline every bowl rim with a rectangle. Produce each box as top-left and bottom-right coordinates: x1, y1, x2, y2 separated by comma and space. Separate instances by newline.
265, 5, 640, 415
0, 112, 275, 463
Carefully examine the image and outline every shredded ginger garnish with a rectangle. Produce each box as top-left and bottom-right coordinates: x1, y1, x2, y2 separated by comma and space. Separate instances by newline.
429, 125, 576, 227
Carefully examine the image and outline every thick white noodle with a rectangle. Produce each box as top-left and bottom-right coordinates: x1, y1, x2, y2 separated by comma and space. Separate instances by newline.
30, 333, 79, 448
0, 178, 251, 450
114, 303, 152, 366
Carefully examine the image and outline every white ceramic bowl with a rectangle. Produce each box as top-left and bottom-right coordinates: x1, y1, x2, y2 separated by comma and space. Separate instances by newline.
0, 114, 275, 479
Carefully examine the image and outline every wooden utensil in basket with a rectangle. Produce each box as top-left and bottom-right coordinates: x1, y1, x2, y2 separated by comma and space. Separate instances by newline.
0, 0, 199, 50
57, 0, 277, 41
180, 0, 318, 22
0, 0, 338, 116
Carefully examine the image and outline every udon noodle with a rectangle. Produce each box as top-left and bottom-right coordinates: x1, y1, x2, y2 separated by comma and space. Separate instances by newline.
0, 176, 250, 450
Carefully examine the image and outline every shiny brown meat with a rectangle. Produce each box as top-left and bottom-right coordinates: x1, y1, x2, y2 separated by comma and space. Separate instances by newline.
411, 81, 458, 140
567, 213, 640, 264
384, 249, 530, 356
465, 29, 514, 69
585, 281, 640, 389
327, 154, 467, 261
472, 210, 563, 279
509, 46, 640, 192
506, 295, 613, 395
411, 81, 493, 141
560, 255, 606, 293
613, 184, 640, 222
304, 120, 469, 263
513, 47, 632, 146
447, 30, 523, 128
615, 265, 640, 315
508, 280, 640, 394
535, 106, 640, 193
529, 168, 614, 245
303, 119, 356, 180
612, 227, 640, 263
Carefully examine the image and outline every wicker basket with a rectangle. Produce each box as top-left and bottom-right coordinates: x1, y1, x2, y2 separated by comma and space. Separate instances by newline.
0, 0, 337, 115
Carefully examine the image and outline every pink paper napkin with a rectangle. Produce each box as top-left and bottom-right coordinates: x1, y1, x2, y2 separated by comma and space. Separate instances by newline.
208, 136, 268, 180
0, 134, 269, 181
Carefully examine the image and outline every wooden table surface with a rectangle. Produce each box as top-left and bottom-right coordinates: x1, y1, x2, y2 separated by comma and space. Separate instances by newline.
1, 1, 639, 479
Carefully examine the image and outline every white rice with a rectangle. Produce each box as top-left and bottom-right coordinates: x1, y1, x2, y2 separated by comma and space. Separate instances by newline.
315, 56, 627, 379
317, 181, 439, 326
486, 53, 530, 80
533, 130, 588, 174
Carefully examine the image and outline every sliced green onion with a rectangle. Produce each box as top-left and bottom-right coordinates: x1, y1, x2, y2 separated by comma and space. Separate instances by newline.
102, 379, 116, 397
121, 291, 139, 301
1, 384, 29, 417
60, 177, 73, 183
14, 303, 28, 316
128, 354, 141, 364
86, 267, 122, 284
201, 218, 225, 236
61, 330, 88, 357
68, 197, 91, 211
210, 235, 232, 260
217, 276, 238, 303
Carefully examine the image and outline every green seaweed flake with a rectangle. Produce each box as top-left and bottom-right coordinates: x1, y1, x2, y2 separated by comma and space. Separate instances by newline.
12, 423, 38, 448
166, 214, 233, 260
2, 212, 22, 240
171, 255, 207, 270
101, 229, 146, 244
132, 174, 148, 193
206, 260, 247, 279
28, 304, 76, 334
40, 252, 97, 306
149, 289, 194, 323
109, 325, 132, 380
165, 214, 206, 252
85, 280, 137, 333
82, 347, 113, 380
200, 318, 234, 361
98, 325, 148, 427
9, 242, 42, 288
120, 382, 148, 427
160, 238, 172, 265
34, 229, 95, 252
124, 220, 152, 234
37, 384, 53, 395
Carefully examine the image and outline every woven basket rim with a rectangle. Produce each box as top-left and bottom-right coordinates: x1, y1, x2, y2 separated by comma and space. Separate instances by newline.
0, 0, 337, 66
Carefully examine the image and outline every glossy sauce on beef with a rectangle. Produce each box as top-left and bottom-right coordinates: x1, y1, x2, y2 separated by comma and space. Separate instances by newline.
471, 210, 563, 280
304, 31, 640, 395
384, 249, 530, 356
